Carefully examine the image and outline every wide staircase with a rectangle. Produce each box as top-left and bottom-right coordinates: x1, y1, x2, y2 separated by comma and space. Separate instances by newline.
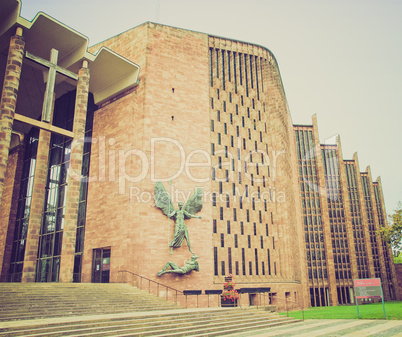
0, 283, 300, 336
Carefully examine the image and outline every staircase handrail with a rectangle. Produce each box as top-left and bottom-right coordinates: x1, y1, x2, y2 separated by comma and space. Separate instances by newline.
118, 270, 184, 304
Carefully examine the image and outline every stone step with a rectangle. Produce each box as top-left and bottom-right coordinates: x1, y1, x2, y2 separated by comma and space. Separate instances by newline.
0, 284, 182, 321
0, 310, 297, 337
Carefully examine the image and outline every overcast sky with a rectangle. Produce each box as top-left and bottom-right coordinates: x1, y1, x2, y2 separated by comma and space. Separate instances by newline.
19, 0, 402, 215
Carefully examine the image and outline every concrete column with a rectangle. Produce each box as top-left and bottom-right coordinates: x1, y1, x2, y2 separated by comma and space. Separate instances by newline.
21, 128, 52, 282
0, 27, 25, 205
59, 61, 90, 282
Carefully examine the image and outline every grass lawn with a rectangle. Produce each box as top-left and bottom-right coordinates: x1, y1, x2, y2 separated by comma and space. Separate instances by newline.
279, 301, 402, 320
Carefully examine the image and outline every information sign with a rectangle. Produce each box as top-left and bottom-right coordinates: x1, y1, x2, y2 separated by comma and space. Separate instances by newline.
353, 278, 385, 318
354, 278, 382, 299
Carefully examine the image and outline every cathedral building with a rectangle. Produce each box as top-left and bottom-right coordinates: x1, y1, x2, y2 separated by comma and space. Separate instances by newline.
0, 0, 398, 308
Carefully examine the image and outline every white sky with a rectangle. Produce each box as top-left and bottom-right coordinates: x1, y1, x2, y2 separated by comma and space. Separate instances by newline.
19, 0, 402, 215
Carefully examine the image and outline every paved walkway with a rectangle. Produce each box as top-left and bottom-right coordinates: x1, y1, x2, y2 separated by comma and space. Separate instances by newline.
229, 319, 402, 337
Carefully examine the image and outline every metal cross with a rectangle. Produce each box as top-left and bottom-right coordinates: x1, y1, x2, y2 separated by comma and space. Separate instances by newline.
25, 48, 78, 123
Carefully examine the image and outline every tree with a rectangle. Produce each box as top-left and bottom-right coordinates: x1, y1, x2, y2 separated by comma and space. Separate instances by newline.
377, 202, 402, 256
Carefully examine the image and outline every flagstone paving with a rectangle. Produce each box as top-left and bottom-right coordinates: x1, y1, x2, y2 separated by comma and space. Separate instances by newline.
229, 319, 402, 336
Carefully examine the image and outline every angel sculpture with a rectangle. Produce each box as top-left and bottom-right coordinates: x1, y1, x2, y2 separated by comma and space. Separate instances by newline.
154, 182, 203, 254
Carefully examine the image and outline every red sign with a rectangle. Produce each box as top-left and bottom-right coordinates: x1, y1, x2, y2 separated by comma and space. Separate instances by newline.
354, 278, 381, 287
354, 278, 382, 299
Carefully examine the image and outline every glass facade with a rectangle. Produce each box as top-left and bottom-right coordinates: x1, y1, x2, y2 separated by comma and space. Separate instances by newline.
345, 162, 369, 278
295, 127, 328, 307
8, 128, 39, 281
361, 174, 381, 278
322, 147, 352, 305
9, 90, 95, 283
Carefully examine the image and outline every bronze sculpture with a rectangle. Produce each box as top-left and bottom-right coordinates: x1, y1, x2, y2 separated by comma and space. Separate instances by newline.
157, 255, 199, 276
154, 182, 203, 254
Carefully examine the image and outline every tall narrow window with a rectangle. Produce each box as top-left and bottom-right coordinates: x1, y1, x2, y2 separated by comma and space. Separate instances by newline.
250, 55, 254, 89
227, 51, 231, 82
239, 53, 243, 85
228, 247, 232, 274
244, 54, 249, 96
242, 248, 246, 275
214, 247, 218, 275
216, 49, 219, 78
255, 56, 259, 99
234, 52, 237, 93
209, 48, 213, 87
222, 50, 225, 90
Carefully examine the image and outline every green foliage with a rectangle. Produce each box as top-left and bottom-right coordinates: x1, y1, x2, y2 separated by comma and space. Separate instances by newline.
394, 252, 402, 264
280, 301, 402, 320
377, 202, 402, 255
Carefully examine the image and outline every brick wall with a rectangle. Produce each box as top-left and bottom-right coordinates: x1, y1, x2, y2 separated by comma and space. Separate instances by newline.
84, 23, 213, 294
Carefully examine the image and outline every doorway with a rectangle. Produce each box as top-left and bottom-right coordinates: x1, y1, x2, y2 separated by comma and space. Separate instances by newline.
92, 248, 111, 283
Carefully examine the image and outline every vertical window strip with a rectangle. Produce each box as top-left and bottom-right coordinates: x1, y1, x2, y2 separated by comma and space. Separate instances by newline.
227, 51, 231, 82
228, 247, 232, 274
209, 48, 213, 87
234, 52, 237, 93
222, 50, 225, 90
249, 55, 254, 89
239, 53, 243, 85
242, 248, 246, 275
244, 54, 249, 96
216, 49, 219, 78
214, 247, 218, 275
255, 56, 260, 100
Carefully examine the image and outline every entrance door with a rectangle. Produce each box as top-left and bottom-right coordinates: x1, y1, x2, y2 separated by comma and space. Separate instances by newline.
92, 248, 110, 283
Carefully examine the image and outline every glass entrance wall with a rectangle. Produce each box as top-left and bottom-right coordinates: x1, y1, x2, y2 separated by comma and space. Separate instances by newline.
35, 91, 96, 282
8, 128, 39, 281
35, 92, 75, 282
73, 100, 94, 282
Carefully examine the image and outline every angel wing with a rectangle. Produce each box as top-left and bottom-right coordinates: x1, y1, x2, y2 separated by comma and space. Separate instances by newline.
183, 187, 203, 219
154, 182, 174, 217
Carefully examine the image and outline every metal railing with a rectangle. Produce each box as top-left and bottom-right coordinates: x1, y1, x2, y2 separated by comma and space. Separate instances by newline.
118, 270, 184, 304
118, 271, 305, 314
118, 270, 225, 308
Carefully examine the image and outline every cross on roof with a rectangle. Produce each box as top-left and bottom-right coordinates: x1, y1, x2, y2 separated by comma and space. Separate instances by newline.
25, 48, 78, 123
